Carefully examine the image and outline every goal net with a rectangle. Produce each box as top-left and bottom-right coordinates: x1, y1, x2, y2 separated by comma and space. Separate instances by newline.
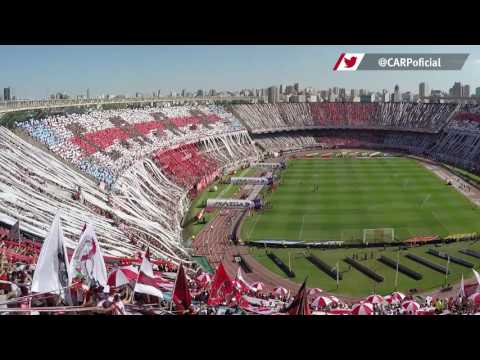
363, 228, 395, 244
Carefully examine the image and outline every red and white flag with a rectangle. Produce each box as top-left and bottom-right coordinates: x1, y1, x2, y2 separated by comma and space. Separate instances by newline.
133, 248, 164, 299
232, 267, 255, 293
172, 264, 192, 312
473, 269, 480, 292
459, 273, 466, 298
333, 53, 365, 71
208, 263, 234, 306
69, 223, 108, 289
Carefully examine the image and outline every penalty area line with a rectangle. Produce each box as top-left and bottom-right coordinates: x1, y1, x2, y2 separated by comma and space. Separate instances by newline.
298, 214, 306, 241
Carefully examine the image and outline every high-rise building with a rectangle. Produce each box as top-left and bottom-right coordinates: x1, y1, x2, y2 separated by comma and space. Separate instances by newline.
339, 88, 347, 101
86, 88, 90, 99
476, 87, 480, 97
279, 85, 283, 95
267, 86, 279, 104
350, 89, 360, 100
419, 82, 429, 99
196, 89, 204, 97
450, 82, 462, 97
289, 94, 306, 103
285, 85, 294, 95
393, 85, 400, 102
3, 87, 12, 101
360, 94, 374, 103
382, 90, 390, 103
462, 85, 470, 98
402, 91, 412, 102
294, 83, 300, 94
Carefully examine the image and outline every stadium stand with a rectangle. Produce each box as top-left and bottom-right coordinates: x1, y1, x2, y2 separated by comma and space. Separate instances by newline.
3, 102, 480, 315
17, 105, 246, 187
233, 103, 457, 132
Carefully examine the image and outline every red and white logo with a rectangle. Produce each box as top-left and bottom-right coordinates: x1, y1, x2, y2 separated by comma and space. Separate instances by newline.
333, 53, 365, 71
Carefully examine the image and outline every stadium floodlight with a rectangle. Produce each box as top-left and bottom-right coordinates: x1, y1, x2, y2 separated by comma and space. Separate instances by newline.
363, 228, 395, 245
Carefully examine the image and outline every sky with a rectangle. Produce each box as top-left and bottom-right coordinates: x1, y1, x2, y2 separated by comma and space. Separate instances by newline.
1, 45, 480, 99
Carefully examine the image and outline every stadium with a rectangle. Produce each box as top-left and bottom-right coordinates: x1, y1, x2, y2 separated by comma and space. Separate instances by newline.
2, 98, 480, 315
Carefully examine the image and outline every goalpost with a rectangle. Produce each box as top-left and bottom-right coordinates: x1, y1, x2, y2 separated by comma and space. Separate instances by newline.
363, 228, 395, 245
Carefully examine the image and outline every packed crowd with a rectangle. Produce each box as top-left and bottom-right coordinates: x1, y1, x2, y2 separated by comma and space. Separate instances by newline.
253, 132, 386, 153
2, 238, 480, 315
233, 103, 458, 132
153, 143, 220, 194
1, 109, 259, 265
254, 135, 318, 153
310, 103, 377, 128
17, 105, 247, 187
252, 123, 480, 177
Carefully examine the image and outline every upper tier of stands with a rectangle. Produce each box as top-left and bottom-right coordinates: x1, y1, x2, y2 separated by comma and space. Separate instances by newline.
445, 104, 480, 133
17, 105, 246, 188
0, 125, 258, 264
232, 103, 458, 133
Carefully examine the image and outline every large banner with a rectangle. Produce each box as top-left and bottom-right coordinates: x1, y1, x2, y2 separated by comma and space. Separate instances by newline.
206, 199, 254, 209
230, 177, 273, 185
252, 162, 286, 169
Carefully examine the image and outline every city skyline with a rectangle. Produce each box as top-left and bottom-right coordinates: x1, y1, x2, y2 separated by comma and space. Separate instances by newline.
2, 45, 480, 99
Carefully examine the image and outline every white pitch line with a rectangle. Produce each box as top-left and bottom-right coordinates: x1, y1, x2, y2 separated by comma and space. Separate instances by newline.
421, 194, 431, 208
247, 210, 263, 241
298, 214, 306, 241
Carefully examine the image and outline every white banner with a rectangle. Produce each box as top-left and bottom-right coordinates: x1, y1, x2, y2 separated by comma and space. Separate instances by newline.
252, 162, 283, 169
230, 177, 271, 185
206, 199, 254, 209
31, 213, 71, 297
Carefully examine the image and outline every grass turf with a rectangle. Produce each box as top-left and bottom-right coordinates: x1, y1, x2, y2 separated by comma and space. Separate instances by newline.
241, 157, 480, 243
182, 167, 256, 241
250, 240, 480, 297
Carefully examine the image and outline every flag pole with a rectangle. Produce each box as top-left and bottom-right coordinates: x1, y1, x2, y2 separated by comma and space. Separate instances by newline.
445, 255, 450, 287
170, 261, 183, 313
394, 250, 399, 291
130, 250, 145, 303
336, 261, 339, 289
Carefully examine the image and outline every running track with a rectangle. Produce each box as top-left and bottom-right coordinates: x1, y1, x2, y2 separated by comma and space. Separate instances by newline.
191, 149, 480, 303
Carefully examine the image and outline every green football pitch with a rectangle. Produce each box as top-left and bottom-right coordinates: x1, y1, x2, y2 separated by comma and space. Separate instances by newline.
250, 241, 480, 297
241, 157, 480, 243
